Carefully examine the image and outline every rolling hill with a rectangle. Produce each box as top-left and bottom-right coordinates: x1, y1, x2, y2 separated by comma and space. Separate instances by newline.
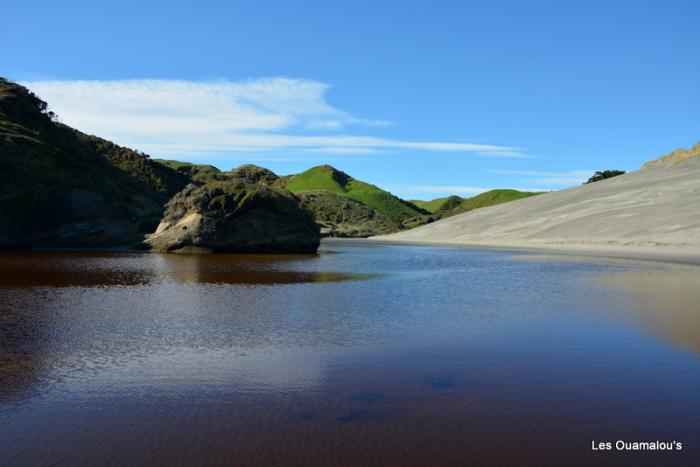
403, 189, 542, 229
284, 165, 426, 222
412, 189, 541, 214
410, 196, 463, 213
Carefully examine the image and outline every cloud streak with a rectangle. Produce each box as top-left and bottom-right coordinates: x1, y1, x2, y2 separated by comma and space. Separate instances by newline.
24, 78, 523, 159
494, 169, 594, 186
409, 185, 551, 196
402, 169, 591, 199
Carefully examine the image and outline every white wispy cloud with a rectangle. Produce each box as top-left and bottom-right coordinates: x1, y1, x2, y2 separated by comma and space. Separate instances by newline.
401, 169, 589, 199
494, 169, 594, 186
305, 146, 386, 154
24, 78, 523, 159
303, 117, 392, 131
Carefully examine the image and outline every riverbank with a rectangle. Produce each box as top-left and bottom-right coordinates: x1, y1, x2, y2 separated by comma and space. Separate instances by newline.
328, 238, 700, 267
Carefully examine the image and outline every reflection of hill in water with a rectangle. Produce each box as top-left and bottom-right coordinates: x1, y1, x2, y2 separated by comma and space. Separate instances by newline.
159, 254, 376, 285
0, 252, 377, 404
0, 253, 376, 288
0, 253, 152, 288
600, 265, 700, 356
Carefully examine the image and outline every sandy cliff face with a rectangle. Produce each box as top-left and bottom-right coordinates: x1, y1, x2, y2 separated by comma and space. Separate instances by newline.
375, 144, 700, 250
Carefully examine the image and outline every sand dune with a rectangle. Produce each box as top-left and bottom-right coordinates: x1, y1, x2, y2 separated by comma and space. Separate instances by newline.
375, 151, 700, 253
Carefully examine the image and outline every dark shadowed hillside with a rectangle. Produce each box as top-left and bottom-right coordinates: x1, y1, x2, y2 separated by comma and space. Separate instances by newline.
0, 78, 187, 248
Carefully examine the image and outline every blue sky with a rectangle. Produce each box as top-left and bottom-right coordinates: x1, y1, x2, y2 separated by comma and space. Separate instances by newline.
2, 0, 698, 199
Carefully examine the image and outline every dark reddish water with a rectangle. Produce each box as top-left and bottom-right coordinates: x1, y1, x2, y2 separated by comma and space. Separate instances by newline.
1, 242, 699, 466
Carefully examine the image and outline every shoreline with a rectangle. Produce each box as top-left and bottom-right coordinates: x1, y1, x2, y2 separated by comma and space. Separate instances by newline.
328, 237, 700, 267
2, 238, 700, 267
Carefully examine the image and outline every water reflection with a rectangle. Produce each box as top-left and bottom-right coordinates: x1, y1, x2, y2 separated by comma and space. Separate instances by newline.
154, 253, 376, 285
0, 302, 43, 404
0, 251, 379, 405
0, 253, 151, 288
598, 265, 700, 355
0, 252, 375, 288
516, 252, 700, 357
1, 246, 700, 466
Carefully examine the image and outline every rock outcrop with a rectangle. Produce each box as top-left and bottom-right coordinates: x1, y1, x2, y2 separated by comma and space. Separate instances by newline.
145, 180, 320, 253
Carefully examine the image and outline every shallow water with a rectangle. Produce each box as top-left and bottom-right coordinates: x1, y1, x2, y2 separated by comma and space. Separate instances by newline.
1, 242, 699, 466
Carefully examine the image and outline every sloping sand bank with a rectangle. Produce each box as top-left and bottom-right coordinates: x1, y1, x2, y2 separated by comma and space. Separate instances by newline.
374, 155, 700, 259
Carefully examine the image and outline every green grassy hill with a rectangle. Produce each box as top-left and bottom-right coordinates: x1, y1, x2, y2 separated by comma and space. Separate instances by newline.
459, 189, 541, 210
410, 195, 463, 214
403, 189, 543, 229
411, 190, 540, 215
285, 165, 425, 222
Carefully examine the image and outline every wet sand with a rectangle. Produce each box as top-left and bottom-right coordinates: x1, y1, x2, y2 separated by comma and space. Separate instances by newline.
362, 238, 700, 267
